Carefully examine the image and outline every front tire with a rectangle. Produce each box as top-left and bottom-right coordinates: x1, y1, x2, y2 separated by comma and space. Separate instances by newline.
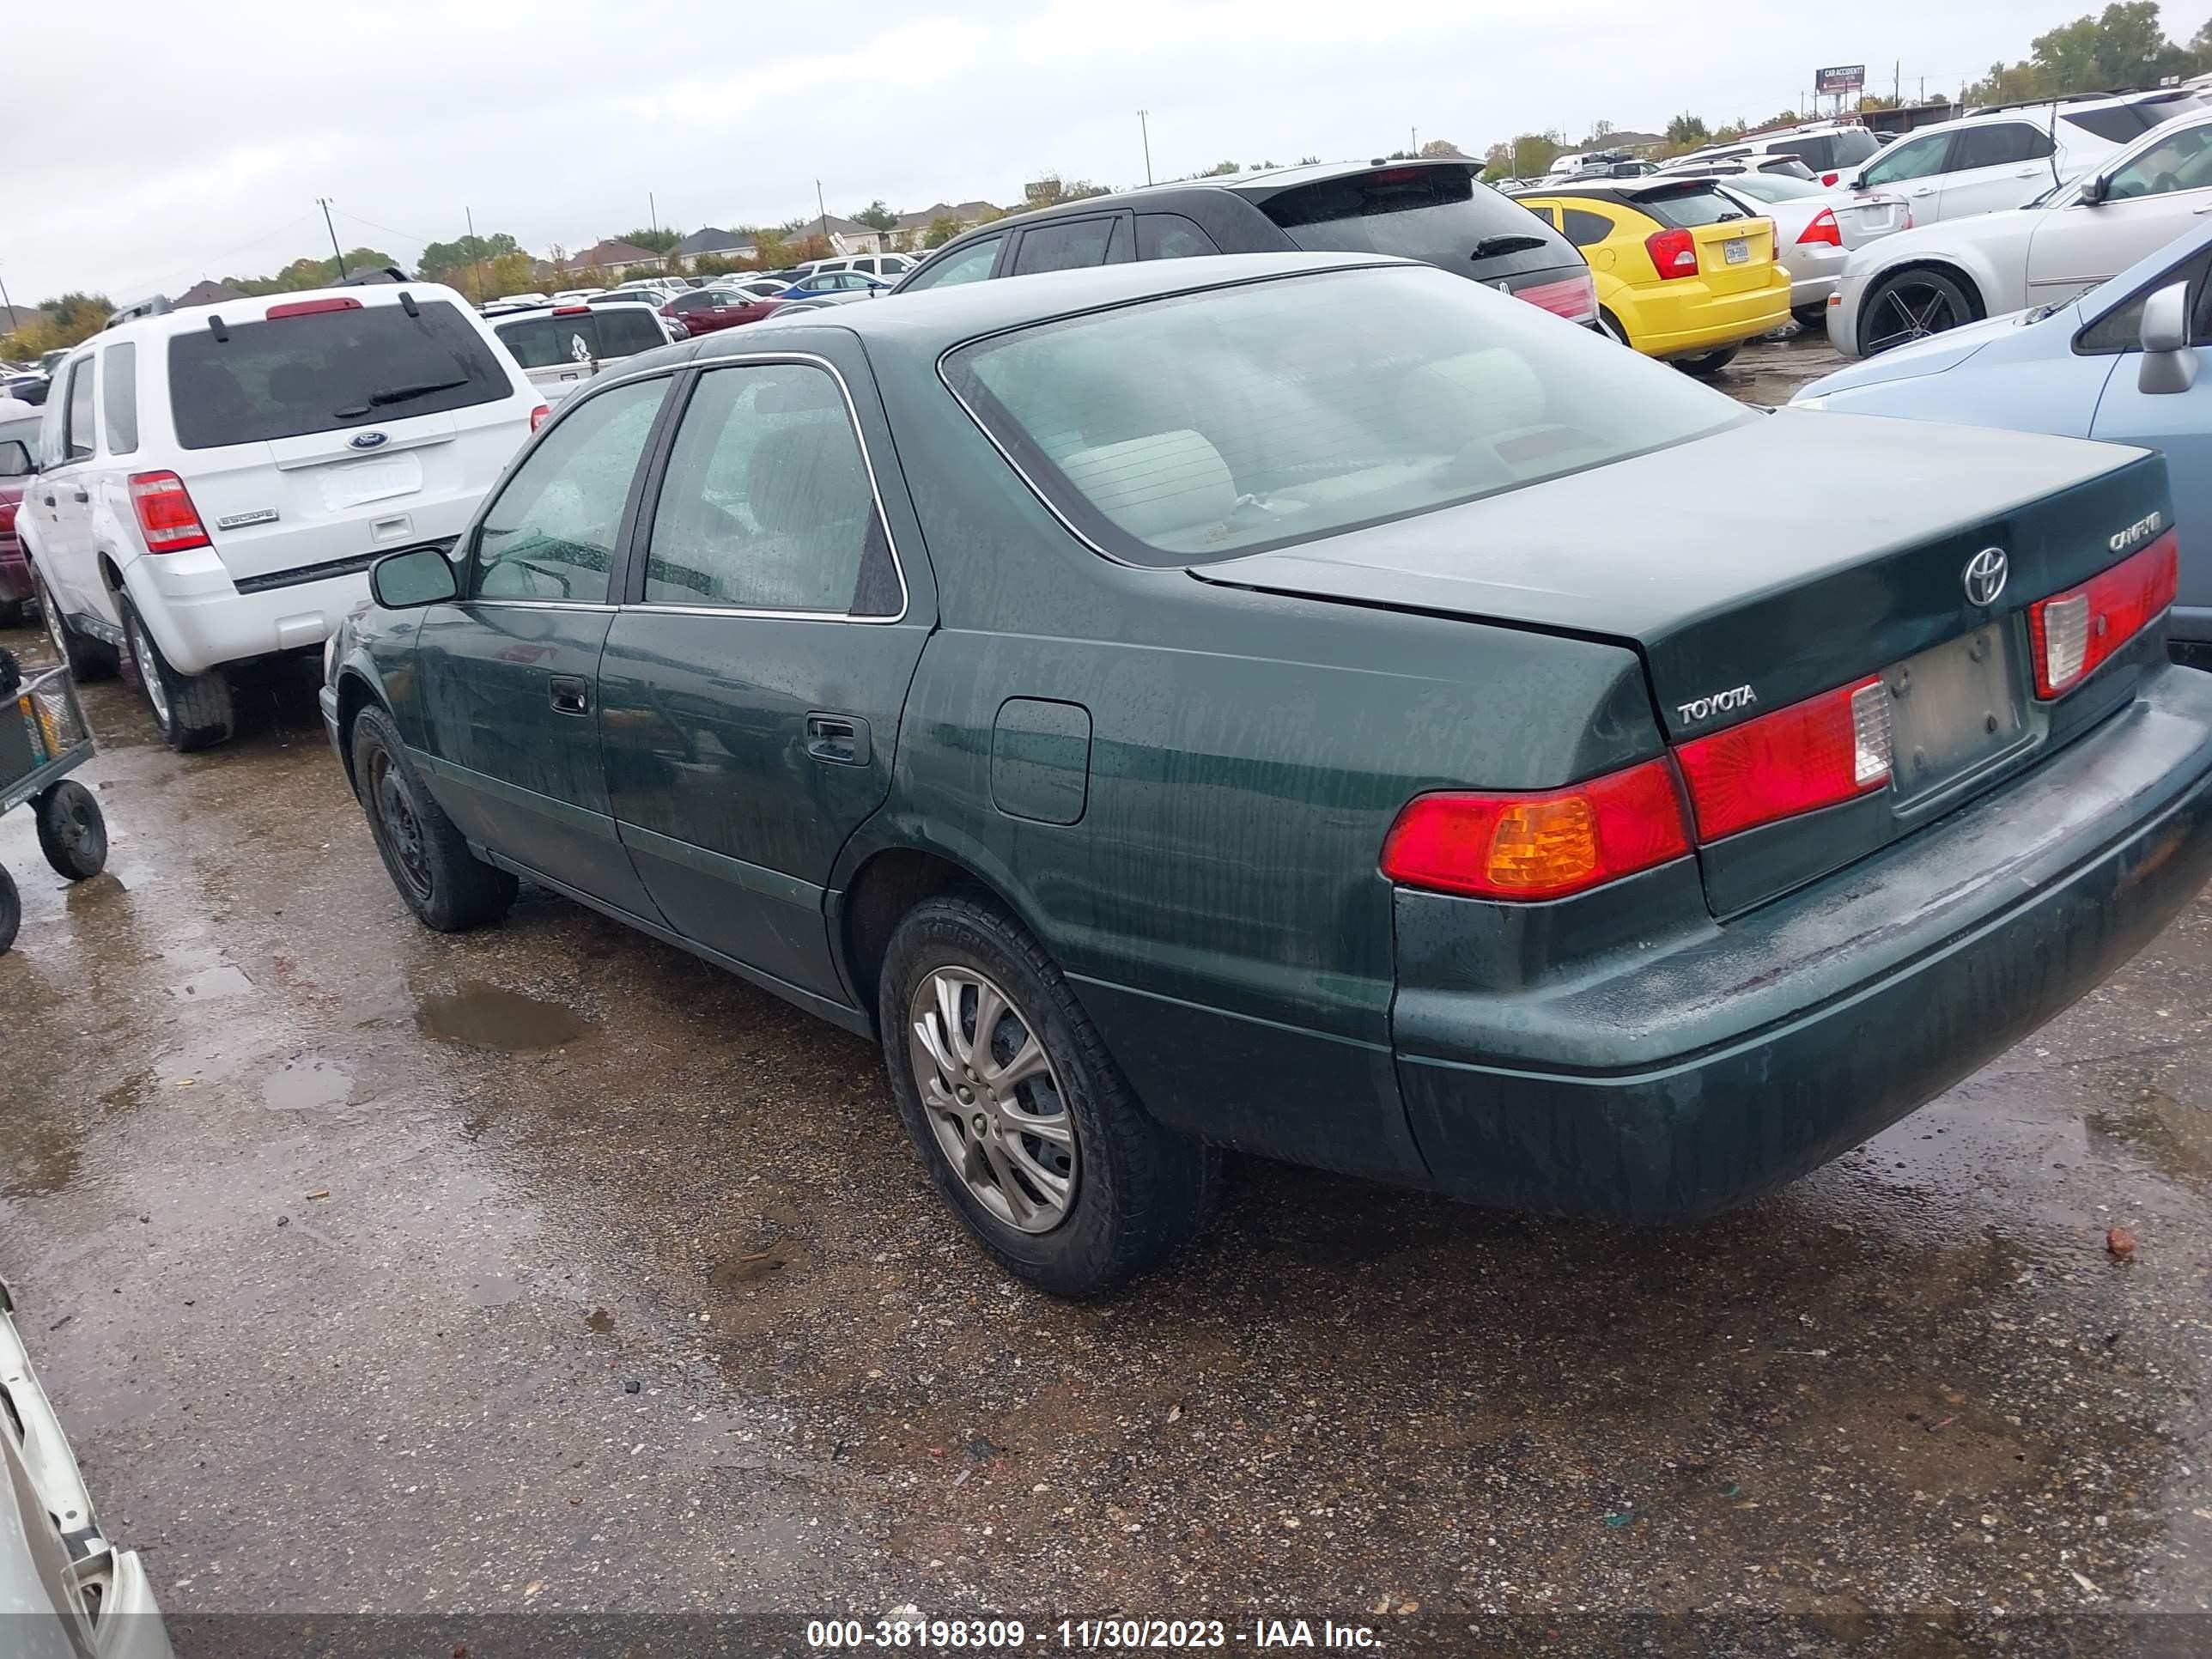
1858, 267, 1978, 356
879, 891, 1217, 1297
350, 703, 517, 933
33, 781, 106, 879
0, 864, 17, 955
123, 601, 233, 751
35, 573, 116, 683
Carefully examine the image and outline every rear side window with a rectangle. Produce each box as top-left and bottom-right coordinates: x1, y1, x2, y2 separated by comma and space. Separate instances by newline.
1827, 130, 1879, 168
1953, 123, 2054, 169
2066, 95, 2212, 144
1137, 213, 1221, 260
904, 238, 1004, 290
1560, 208, 1614, 247
1262, 165, 1562, 264
1768, 136, 1833, 170
1626, 185, 1751, 228
1012, 216, 1126, 275
64, 360, 94, 460
101, 343, 138, 455
167, 300, 513, 450
644, 362, 892, 615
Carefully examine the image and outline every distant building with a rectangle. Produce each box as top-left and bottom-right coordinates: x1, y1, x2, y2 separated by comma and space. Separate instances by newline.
672, 227, 759, 265
884, 201, 1003, 252
568, 238, 667, 276
171, 279, 247, 308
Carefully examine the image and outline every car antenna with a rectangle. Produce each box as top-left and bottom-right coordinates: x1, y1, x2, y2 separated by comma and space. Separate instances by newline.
2047, 100, 2063, 192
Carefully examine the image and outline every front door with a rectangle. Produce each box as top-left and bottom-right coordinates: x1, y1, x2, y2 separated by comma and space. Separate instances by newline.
411, 373, 672, 915
33, 353, 100, 622
598, 352, 933, 1004
2027, 123, 2212, 306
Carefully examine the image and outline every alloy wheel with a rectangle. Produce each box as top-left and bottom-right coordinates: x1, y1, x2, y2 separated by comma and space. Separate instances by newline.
1863, 281, 1966, 354
43, 587, 69, 665
907, 966, 1078, 1234
129, 619, 172, 731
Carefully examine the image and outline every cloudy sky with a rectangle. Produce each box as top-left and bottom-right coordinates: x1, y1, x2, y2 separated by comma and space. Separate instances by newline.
0, 0, 2163, 304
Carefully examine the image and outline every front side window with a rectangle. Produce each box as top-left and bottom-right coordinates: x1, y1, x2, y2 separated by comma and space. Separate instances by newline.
64, 359, 94, 461
903, 238, 1004, 290
1861, 131, 1953, 187
642, 362, 890, 615
946, 264, 1748, 567
2104, 123, 2212, 200
472, 376, 666, 602
102, 343, 138, 454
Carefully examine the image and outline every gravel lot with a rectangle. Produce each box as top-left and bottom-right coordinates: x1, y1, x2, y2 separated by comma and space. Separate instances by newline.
8, 327, 2212, 1651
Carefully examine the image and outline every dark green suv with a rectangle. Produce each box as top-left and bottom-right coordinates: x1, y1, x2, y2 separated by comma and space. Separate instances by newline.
325, 254, 2212, 1296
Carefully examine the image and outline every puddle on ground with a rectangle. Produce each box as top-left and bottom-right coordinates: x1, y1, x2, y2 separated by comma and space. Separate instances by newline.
2089, 1083, 2212, 1182
468, 1273, 526, 1308
261, 1059, 355, 1113
170, 963, 254, 1001
415, 981, 590, 1052
585, 1307, 615, 1334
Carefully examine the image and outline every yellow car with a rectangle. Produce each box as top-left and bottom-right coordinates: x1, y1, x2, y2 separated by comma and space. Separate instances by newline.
1515, 179, 1790, 373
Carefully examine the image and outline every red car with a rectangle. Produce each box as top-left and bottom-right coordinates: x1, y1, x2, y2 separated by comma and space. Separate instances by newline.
662, 287, 787, 336
0, 412, 37, 628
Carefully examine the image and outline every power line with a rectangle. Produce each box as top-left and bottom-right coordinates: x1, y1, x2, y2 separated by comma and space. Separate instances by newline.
100, 213, 319, 302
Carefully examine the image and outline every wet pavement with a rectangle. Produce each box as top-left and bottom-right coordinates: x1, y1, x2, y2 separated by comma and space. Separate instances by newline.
6, 326, 2212, 1645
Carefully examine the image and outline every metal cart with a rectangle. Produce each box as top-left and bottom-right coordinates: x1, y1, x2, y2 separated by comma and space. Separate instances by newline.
0, 652, 110, 954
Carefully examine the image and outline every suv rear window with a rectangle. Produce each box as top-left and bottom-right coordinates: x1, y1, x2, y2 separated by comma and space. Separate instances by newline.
2066, 94, 2212, 144
1625, 183, 1753, 228
167, 300, 512, 450
495, 308, 666, 369
1261, 165, 1560, 264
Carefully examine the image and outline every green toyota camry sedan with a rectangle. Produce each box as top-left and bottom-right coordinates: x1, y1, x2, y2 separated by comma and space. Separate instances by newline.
322, 252, 2212, 1296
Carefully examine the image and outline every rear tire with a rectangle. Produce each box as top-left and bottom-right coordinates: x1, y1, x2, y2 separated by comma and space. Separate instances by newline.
351, 702, 517, 933
33, 781, 106, 880
35, 572, 117, 683
879, 890, 1218, 1298
0, 864, 17, 955
1676, 344, 1741, 376
1792, 305, 1829, 330
123, 600, 233, 752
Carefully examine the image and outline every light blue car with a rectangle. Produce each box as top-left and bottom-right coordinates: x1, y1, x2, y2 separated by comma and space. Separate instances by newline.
1795, 219, 2212, 660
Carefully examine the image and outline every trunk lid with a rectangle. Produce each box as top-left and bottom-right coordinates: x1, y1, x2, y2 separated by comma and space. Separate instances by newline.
1193, 410, 2172, 913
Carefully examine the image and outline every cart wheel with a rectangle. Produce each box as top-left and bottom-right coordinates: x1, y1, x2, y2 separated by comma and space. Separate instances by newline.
0, 864, 17, 956
34, 781, 107, 880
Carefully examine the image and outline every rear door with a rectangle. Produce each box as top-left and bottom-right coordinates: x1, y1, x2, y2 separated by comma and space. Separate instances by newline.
1936, 122, 2059, 220
166, 294, 526, 584
598, 347, 933, 1003
411, 373, 672, 915
30, 353, 99, 617
1006, 214, 1132, 276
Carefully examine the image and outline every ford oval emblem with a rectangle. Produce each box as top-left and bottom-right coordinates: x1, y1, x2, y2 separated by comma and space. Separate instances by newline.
349, 430, 389, 451
1962, 546, 2008, 608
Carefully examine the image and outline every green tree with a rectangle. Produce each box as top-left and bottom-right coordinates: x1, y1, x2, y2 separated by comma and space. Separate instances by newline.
853, 200, 899, 233
1418, 138, 1468, 158
923, 215, 962, 248
1023, 173, 1110, 209
1967, 2, 2198, 104
0, 293, 112, 360
617, 227, 683, 254
224, 248, 397, 294
416, 231, 520, 286
1508, 132, 1562, 176
1666, 112, 1709, 147
1201, 160, 1240, 176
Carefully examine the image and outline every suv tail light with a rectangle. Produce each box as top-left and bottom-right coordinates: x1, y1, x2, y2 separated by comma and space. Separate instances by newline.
264, 296, 362, 319
1645, 227, 1698, 279
1381, 760, 1691, 900
1672, 678, 1892, 842
530, 404, 552, 433
1796, 208, 1843, 246
127, 471, 211, 554
2029, 531, 2179, 697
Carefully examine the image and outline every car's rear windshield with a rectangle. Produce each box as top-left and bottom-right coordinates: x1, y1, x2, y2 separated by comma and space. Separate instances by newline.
1718, 173, 1827, 203
944, 265, 1748, 568
167, 300, 511, 450
1626, 183, 1753, 227
2065, 94, 2212, 143
1825, 130, 1880, 167
495, 308, 666, 369
1260, 164, 1562, 263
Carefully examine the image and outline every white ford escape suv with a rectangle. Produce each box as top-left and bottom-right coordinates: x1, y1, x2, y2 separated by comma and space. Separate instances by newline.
22, 281, 544, 750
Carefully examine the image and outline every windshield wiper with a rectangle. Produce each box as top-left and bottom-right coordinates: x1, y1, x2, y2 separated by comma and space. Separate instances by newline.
334, 377, 471, 417
1470, 234, 1548, 258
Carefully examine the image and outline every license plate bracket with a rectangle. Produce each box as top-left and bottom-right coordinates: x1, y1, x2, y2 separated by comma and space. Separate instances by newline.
1885, 624, 2026, 801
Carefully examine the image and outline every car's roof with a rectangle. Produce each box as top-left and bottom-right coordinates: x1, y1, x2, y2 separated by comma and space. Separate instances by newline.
92, 278, 470, 343
711, 252, 1399, 356
1510, 177, 1728, 204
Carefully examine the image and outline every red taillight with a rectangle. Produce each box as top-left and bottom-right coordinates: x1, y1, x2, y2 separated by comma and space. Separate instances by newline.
1820, 171, 1840, 186
127, 471, 211, 554
1674, 678, 1893, 842
1380, 759, 1691, 901
1796, 208, 1843, 246
1514, 272, 1598, 323
1645, 227, 1698, 279
2029, 531, 2179, 698
264, 296, 362, 319
530, 404, 552, 433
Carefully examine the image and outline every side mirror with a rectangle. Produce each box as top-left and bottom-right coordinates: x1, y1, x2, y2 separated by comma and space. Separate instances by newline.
369, 544, 461, 609
2079, 174, 2108, 206
2137, 281, 2199, 395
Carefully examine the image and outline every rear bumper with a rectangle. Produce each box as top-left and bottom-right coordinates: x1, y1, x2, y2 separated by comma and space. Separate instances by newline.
1632, 277, 1793, 357
125, 550, 371, 677
1395, 664, 2212, 1222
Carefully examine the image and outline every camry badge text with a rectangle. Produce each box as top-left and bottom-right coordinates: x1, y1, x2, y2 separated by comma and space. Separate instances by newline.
2110, 512, 2164, 554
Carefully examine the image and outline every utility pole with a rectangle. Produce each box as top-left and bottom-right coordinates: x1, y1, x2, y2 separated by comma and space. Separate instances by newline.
1411, 125, 1419, 155
649, 191, 659, 265
317, 198, 347, 277
465, 206, 487, 303
816, 179, 829, 251
1893, 59, 1900, 106
1139, 110, 1152, 185
0, 266, 14, 335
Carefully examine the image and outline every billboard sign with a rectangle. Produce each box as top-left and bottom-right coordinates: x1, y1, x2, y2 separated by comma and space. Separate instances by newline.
1815, 64, 1867, 94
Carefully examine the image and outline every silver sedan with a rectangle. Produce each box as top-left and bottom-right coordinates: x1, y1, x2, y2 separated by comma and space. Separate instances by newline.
1715, 173, 1911, 326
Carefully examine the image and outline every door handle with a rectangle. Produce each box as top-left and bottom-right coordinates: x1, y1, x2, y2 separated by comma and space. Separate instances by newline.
70, 489, 88, 503
40, 492, 54, 507
548, 675, 590, 716
805, 712, 870, 766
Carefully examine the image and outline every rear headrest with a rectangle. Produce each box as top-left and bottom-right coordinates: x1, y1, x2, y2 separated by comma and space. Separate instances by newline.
1396, 348, 1547, 444
747, 420, 871, 538
1057, 429, 1234, 548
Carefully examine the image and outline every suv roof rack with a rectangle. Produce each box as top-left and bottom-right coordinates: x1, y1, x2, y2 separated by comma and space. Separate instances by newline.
105, 295, 172, 330
1966, 85, 2185, 118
